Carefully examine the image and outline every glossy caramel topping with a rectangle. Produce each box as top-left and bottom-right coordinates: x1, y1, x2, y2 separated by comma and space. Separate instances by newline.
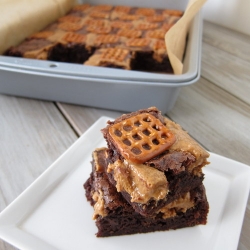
146, 29, 165, 39
87, 26, 112, 34
113, 6, 131, 13
108, 159, 168, 204
100, 48, 130, 62
137, 22, 159, 30
30, 31, 54, 39
58, 22, 83, 32
117, 29, 142, 38
58, 15, 82, 23
72, 4, 91, 12
63, 32, 86, 44
126, 38, 150, 47
135, 8, 155, 16
108, 113, 176, 164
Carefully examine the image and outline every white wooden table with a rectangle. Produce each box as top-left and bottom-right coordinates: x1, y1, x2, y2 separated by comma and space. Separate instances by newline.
1, 21, 250, 250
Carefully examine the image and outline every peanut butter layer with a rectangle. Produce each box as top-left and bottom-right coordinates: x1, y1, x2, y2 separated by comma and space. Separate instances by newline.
107, 159, 168, 204
92, 190, 107, 219
88, 148, 201, 221
158, 192, 194, 219
164, 117, 210, 174
104, 107, 209, 174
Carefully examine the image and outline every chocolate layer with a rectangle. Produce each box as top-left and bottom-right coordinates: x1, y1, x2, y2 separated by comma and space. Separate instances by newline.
84, 148, 209, 237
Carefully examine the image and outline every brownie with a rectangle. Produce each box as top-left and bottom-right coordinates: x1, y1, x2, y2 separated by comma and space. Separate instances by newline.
101, 107, 210, 216
84, 47, 133, 69
4, 3, 183, 73
84, 148, 209, 237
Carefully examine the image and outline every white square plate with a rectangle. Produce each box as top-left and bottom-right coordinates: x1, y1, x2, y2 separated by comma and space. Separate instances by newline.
0, 117, 250, 250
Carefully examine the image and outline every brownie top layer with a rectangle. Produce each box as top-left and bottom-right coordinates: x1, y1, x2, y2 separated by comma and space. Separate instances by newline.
101, 107, 209, 209
102, 106, 209, 173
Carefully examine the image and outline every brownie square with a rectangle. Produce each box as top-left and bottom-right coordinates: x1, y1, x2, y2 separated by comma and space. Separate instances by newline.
84, 148, 209, 237
101, 107, 210, 216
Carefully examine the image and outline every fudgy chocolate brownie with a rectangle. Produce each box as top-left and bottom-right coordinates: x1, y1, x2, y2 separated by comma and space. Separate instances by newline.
101, 107, 210, 216
4, 4, 183, 73
84, 148, 209, 237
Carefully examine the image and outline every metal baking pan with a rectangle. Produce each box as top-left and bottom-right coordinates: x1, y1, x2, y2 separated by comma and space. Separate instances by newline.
0, 0, 202, 113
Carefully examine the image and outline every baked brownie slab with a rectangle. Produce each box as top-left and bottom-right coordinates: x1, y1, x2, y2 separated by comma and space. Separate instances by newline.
84, 148, 209, 237
102, 107, 209, 216
4, 3, 183, 73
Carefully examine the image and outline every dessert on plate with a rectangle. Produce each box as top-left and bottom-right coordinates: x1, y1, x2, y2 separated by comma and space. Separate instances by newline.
84, 107, 210, 237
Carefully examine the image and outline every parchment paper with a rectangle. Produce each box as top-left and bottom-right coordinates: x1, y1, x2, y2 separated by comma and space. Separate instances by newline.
165, 0, 207, 75
0, 0, 76, 54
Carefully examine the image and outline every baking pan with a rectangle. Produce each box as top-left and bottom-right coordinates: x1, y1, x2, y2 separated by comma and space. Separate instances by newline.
0, 0, 202, 113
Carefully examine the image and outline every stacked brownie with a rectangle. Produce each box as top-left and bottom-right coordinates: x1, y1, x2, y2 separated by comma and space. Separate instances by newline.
84, 107, 210, 237
4, 4, 183, 73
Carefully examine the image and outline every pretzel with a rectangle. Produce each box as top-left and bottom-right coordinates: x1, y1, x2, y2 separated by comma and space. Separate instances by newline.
111, 21, 132, 29
95, 35, 120, 45
87, 26, 111, 34
100, 48, 130, 62
58, 22, 83, 32
90, 11, 110, 19
137, 23, 159, 30
146, 30, 165, 39
117, 29, 142, 38
118, 14, 141, 21
63, 33, 86, 44
126, 38, 150, 47
108, 113, 176, 163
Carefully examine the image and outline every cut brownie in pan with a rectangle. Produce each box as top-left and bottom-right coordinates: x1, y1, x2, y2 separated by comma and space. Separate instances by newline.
4, 4, 183, 73
101, 107, 210, 217
84, 47, 133, 69
84, 148, 209, 237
